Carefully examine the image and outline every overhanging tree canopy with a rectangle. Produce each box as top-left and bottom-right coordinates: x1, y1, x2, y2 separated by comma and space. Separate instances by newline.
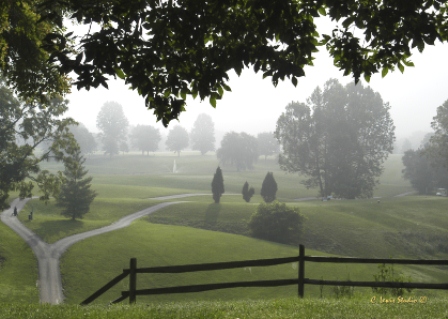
2, 1, 448, 125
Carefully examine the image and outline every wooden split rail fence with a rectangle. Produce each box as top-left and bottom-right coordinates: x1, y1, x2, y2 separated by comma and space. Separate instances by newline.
80, 245, 448, 305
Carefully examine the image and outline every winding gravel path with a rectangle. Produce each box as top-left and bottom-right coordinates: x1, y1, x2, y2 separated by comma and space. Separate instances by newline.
1, 198, 183, 304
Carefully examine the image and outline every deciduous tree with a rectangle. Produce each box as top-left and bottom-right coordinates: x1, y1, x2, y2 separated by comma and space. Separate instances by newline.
403, 100, 448, 194
429, 99, 448, 167
4, 1, 447, 125
69, 123, 96, 155
401, 148, 443, 194
275, 79, 395, 199
211, 167, 225, 204
217, 132, 258, 171
190, 114, 215, 155
257, 132, 280, 160
131, 125, 161, 155
0, 80, 75, 210
96, 102, 129, 157
166, 125, 189, 156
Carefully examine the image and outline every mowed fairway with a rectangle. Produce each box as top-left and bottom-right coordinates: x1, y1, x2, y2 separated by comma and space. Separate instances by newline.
4, 151, 448, 307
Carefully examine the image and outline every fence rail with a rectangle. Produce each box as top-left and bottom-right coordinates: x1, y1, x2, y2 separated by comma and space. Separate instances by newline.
80, 245, 448, 305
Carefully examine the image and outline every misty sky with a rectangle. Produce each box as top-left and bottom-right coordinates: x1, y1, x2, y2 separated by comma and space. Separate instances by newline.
65, 31, 448, 144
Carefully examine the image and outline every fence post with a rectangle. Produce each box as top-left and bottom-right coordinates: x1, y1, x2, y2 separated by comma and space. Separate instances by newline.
129, 258, 137, 304
298, 244, 305, 298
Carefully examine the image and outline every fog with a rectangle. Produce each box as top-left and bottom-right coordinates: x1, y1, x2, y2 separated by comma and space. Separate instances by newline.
66, 41, 448, 148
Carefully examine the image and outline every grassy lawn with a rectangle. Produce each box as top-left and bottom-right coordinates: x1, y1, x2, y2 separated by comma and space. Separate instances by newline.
38, 153, 412, 200
61, 220, 385, 304
148, 196, 448, 259
4, 150, 440, 309
0, 223, 39, 303
17, 198, 164, 244
2, 297, 448, 319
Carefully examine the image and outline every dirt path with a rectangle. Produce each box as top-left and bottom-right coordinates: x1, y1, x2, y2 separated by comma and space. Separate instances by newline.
1, 199, 183, 304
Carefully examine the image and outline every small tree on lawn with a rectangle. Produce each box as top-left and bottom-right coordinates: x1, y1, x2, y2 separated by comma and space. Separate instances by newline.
260, 172, 277, 203
248, 201, 304, 245
57, 147, 97, 220
242, 181, 255, 203
211, 166, 225, 203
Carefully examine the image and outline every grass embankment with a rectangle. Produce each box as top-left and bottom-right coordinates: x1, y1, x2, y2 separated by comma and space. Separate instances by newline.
2, 297, 447, 319
0, 223, 38, 303
148, 196, 448, 259
61, 220, 389, 304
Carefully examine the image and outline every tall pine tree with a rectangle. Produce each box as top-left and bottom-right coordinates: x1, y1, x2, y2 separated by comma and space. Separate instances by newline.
211, 167, 225, 204
57, 148, 97, 220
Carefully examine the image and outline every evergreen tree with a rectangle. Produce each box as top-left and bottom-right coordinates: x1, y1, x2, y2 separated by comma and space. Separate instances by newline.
260, 172, 277, 203
211, 167, 225, 204
57, 148, 97, 220
242, 181, 255, 203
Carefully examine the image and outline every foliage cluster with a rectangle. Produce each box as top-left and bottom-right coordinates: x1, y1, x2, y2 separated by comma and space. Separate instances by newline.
4, 0, 447, 125
372, 264, 413, 297
242, 181, 255, 203
248, 201, 304, 245
257, 132, 280, 160
211, 167, 225, 203
131, 125, 161, 155
96, 102, 129, 156
217, 132, 258, 171
402, 99, 448, 194
69, 124, 97, 155
166, 125, 189, 156
260, 172, 278, 203
276, 79, 395, 199
190, 114, 215, 155
56, 148, 97, 220
0, 80, 75, 210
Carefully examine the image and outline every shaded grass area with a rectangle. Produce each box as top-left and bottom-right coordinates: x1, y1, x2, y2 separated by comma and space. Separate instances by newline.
147, 199, 257, 236
17, 198, 162, 243
299, 196, 448, 259
148, 196, 448, 261
2, 297, 448, 319
0, 223, 39, 303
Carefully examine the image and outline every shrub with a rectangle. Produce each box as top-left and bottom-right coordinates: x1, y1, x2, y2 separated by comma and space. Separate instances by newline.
242, 181, 255, 202
372, 263, 414, 297
260, 172, 277, 203
248, 201, 304, 245
211, 166, 225, 203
